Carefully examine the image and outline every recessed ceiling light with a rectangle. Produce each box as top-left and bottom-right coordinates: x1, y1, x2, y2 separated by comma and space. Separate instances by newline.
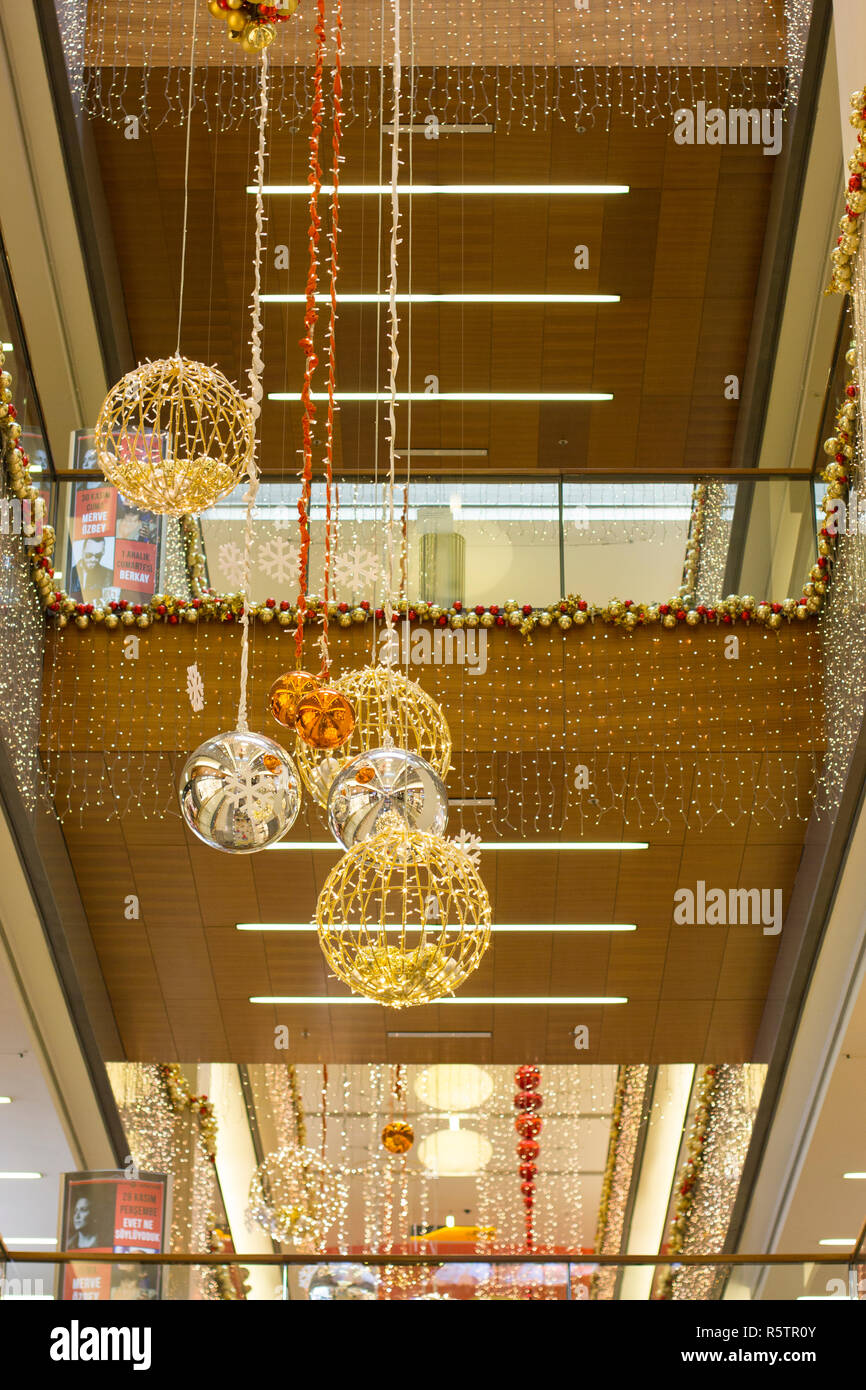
1, 342, 12, 352
251, 995, 627, 1005
267, 840, 647, 851
843, 1172, 866, 1179
0, 1172, 42, 1180
818, 1238, 857, 1247
237, 922, 635, 933
262, 293, 620, 305
249, 183, 630, 196
269, 391, 613, 403
0, 1096, 12, 1104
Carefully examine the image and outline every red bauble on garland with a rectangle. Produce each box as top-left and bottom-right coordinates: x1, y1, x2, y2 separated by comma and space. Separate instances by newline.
515, 1113, 542, 1139
514, 1065, 542, 1261
515, 1064, 540, 1091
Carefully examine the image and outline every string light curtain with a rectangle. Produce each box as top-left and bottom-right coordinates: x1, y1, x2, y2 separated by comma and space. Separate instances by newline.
55, 0, 809, 132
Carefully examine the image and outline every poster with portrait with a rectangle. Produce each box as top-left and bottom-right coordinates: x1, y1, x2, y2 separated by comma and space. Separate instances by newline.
58, 1171, 169, 1302
65, 467, 162, 606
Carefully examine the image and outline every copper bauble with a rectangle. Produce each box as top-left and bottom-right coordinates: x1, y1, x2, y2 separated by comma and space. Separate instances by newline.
269, 670, 320, 728
381, 1120, 414, 1155
295, 687, 356, 750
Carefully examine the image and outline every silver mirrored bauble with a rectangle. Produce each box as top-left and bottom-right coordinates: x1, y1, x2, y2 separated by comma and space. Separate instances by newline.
327, 746, 448, 850
178, 729, 300, 854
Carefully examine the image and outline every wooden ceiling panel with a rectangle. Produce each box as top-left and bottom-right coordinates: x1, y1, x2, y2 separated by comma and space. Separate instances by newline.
89, 72, 776, 475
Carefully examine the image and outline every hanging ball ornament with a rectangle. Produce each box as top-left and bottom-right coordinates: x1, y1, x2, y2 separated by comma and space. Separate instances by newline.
316, 812, 491, 1008
240, 20, 276, 51
294, 664, 452, 807
381, 1120, 415, 1155
268, 670, 320, 728
294, 686, 356, 751
95, 356, 254, 516
248, 1145, 345, 1249
178, 730, 300, 854
327, 746, 448, 850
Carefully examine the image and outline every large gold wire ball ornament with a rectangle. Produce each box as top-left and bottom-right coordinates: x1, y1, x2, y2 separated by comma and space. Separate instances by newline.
295, 664, 452, 808
316, 813, 491, 1008
381, 1120, 415, 1155
95, 356, 255, 516
178, 730, 301, 854
327, 747, 448, 850
248, 1146, 346, 1249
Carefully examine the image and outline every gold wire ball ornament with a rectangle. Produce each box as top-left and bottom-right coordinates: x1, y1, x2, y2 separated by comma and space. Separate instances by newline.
316, 813, 491, 1008
294, 686, 357, 751
295, 664, 452, 807
95, 356, 255, 517
248, 1145, 346, 1250
381, 1120, 415, 1155
268, 670, 320, 728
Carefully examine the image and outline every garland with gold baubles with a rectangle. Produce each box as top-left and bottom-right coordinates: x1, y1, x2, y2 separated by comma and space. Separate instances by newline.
207, 0, 300, 54
656, 1065, 719, 1301
157, 1063, 218, 1164
827, 84, 866, 295
0, 344, 851, 641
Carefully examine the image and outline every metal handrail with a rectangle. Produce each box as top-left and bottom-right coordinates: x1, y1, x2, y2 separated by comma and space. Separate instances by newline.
0, 1249, 857, 1267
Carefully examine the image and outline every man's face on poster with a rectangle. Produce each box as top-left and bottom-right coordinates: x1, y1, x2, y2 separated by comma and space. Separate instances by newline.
73, 1197, 91, 1232
116, 513, 140, 540
80, 538, 105, 572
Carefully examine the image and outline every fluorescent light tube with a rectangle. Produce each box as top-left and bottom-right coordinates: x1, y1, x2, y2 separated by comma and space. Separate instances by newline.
818, 1238, 856, 1247
2, 1237, 57, 1245
251, 995, 628, 1005
381, 124, 495, 135
387, 1031, 492, 1038
267, 840, 647, 851
237, 922, 636, 933
0, 1172, 42, 1180
261, 293, 620, 304
269, 391, 613, 402
249, 183, 629, 196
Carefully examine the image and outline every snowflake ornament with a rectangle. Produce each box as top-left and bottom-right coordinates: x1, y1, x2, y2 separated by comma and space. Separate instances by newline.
334, 544, 378, 594
223, 765, 279, 822
217, 540, 245, 588
450, 829, 482, 866
186, 662, 205, 713
258, 535, 299, 586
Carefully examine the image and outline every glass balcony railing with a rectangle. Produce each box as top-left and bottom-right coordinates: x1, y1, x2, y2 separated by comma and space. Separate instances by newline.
1, 1249, 862, 1302
49, 470, 820, 611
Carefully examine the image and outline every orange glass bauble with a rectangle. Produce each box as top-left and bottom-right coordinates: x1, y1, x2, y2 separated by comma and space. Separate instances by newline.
268, 670, 320, 728
294, 687, 356, 750
381, 1120, 414, 1155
